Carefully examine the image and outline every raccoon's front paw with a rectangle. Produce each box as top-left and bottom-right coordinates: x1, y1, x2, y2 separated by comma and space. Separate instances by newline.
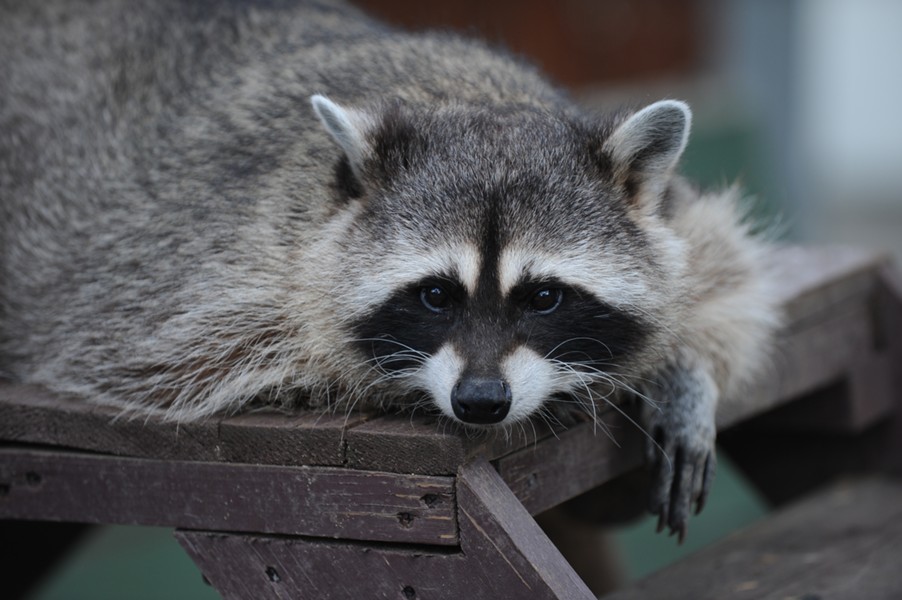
642, 365, 718, 542
645, 423, 716, 543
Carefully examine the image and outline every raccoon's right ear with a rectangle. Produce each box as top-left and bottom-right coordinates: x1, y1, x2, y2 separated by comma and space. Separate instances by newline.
311, 94, 375, 180
602, 100, 692, 207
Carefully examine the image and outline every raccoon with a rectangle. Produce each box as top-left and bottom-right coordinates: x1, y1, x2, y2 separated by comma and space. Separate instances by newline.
0, 0, 778, 536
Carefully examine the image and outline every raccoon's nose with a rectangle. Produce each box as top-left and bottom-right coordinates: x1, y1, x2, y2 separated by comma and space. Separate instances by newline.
451, 377, 511, 425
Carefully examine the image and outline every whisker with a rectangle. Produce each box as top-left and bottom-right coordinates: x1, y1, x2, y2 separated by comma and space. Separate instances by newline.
542, 336, 615, 361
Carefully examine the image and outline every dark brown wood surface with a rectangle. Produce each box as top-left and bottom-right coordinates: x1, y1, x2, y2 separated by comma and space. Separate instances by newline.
493, 405, 645, 516
716, 245, 891, 428
455, 458, 595, 598
176, 459, 595, 599
0, 447, 457, 545
343, 413, 558, 474
602, 477, 902, 600
0, 384, 369, 467
178, 529, 473, 600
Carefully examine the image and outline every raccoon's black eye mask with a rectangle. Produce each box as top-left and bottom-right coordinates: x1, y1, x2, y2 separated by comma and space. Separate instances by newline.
353, 274, 649, 373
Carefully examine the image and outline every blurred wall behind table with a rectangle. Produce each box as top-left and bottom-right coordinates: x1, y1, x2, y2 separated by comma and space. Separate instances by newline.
791, 0, 902, 259
714, 0, 902, 260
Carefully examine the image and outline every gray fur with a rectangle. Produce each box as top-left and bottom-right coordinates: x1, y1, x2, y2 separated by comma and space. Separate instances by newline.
0, 0, 780, 534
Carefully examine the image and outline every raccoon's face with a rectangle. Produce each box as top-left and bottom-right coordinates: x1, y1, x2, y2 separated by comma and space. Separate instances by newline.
353, 260, 649, 425
312, 95, 690, 426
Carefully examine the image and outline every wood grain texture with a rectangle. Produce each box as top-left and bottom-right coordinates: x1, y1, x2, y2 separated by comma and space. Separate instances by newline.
0, 385, 368, 467
344, 413, 561, 475
176, 458, 594, 599
717, 248, 893, 429
455, 458, 596, 599
0, 447, 457, 545
0, 384, 223, 460
215, 409, 367, 466
493, 405, 645, 516
177, 530, 472, 600
602, 477, 902, 600
343, 415, 470, 475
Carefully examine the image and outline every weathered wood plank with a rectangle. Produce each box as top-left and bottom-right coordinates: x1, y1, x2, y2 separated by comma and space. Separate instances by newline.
717, 297, 888, 429
176, 458, 594, 600
0, 384, 369, 466
602, 477, 902, 600
493, 405, 645, 516
0, 447, 457, 545
344, 413, 561, 475
343, 415, 470, 475
0, 384, 224, 460
177, 530, 473, 600
455, 458, 596, 599
739, 350, 895, 435
216, 408, 365, 466
770, 245, 886, 323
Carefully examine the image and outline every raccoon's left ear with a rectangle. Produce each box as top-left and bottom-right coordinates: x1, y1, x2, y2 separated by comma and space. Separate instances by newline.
603, 100, 691, 204
311, 94, 375, 179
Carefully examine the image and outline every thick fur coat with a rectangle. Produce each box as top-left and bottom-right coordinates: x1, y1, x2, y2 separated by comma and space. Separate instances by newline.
0, 0, 779, 535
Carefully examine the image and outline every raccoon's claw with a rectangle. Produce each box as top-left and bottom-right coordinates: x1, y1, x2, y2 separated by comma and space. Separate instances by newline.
646, 427, 716, 543
641, 363, 718, 541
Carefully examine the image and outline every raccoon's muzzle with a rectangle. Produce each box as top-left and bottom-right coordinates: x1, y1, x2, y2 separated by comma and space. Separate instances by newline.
451, 376, 511, 424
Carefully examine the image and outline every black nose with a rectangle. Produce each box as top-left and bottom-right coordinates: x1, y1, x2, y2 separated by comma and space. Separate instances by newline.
451, 377, 511, 424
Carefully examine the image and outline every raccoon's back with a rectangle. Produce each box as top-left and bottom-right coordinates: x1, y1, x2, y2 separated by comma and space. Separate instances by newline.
0, 0, 563, 400
1, 0, 559, 238
0, 0, 388, 394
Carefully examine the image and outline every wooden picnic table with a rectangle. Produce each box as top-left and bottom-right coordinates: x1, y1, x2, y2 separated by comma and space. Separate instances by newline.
2, 245, 900, 599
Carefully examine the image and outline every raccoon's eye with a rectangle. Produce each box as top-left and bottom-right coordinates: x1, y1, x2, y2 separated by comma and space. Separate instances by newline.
420, 285, 451, 313
529, 288, 563, 314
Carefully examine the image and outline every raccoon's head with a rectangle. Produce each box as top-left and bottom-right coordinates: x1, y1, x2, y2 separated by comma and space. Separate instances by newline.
311, 94, 690, 426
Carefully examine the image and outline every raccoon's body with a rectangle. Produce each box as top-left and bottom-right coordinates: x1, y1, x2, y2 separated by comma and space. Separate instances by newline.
0, 0, 778, 535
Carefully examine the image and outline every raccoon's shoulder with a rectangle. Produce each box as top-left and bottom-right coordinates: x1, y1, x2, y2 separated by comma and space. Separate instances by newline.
662, 178, 764, 255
